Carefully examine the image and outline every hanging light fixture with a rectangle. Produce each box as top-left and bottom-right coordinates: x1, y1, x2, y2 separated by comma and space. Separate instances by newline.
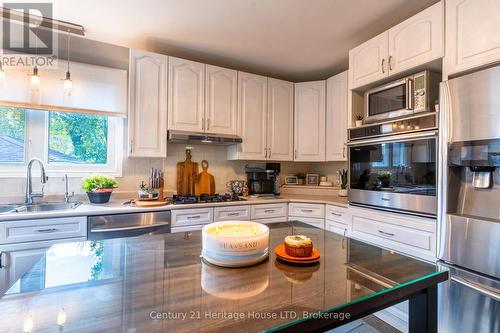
63, 29, 72, 94
30, 65, 40, 88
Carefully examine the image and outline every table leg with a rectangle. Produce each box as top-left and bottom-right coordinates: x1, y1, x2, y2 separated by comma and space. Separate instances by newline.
408, 285, 438, 333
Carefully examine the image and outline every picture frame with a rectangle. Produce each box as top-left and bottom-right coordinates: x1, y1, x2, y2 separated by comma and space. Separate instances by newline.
306, 174, 319, 186
284, 175, 298, 185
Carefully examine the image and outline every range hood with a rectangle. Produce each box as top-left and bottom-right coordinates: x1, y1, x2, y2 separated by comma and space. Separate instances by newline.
167, 130, 242, 145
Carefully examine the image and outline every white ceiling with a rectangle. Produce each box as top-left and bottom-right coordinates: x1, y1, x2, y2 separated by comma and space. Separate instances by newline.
53, 0, 439, 81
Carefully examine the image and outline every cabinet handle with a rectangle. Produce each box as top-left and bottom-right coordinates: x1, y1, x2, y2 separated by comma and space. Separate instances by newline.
342, 146, 346, 158
330, 212, 342, 217
202, 118, 205, 131
301, 209, 314, 213
264, 209, 275, 214
388, 56, 393, 71
268, 147, 271, 159
381, 198, 391, 202
378, 230, 395, 237
130, 140, 133, 154
343, 228, 347, 237
265, 148, 268, 159
381, 59, 386, 73
227, 212, 240, 216
36, 228, 59, 233
0, 251, 6, 269
294, 149, 297, 159
206, 118, 210, 131
187, 215, 201, 220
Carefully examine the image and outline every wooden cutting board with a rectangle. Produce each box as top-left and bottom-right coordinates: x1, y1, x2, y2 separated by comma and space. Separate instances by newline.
195, 160, 215, 196
131, 200, 169, 207
176, 149, 199, 195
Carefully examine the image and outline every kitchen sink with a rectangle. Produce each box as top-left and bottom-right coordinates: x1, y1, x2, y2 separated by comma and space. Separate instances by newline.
16, 202, 81, 213
0, 202, 81, 214
0, 204, 22, 213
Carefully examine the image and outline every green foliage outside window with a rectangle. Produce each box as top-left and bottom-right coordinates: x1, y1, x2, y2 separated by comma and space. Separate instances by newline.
0, 107, 25, 139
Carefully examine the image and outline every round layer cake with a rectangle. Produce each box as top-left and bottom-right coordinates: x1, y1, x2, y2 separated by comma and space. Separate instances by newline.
284, 235, 313, 257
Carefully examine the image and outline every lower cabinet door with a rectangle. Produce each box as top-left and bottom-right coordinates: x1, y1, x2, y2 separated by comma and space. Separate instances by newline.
326, 220, 349, 236
251, 203, 288, 220
171, 208, 214, 227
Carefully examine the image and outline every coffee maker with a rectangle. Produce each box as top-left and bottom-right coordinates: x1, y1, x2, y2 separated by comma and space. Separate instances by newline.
246, 163, 281, 196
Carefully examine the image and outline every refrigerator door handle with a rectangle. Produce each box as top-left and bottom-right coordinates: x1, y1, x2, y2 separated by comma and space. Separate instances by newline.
451, 275, 500, 301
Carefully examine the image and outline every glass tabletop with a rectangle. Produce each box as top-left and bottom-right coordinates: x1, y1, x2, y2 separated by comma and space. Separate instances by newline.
0, 221, 447, 333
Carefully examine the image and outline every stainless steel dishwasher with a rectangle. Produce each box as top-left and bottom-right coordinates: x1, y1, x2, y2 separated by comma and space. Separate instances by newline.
87, 211, 171, 240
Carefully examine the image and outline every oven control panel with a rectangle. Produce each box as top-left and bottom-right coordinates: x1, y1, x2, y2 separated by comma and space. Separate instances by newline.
349, 113, 437, 141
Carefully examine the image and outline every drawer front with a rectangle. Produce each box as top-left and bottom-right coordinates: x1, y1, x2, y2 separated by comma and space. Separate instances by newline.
214, 206, 250, 221
352, 216, 432, 251
171, 208, 214, 227
326, 220, 348, 236
291, 217, 324, 229
251, 204, 288, 220
289, 203, 325, 218
325, 205, 349, 224
0, 217, 87, 244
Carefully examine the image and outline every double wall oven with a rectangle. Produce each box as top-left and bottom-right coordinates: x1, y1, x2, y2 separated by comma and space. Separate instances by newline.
348, 113, 438, 217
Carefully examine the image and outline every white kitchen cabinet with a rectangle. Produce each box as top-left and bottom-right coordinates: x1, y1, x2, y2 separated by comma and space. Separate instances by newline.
349, 32, 389, 89
228, 72, 268, 160
388, 2, 443, 75
292, 217, 325, 229
325, 205, 350, 226
205, 65, 238, 135
0, 217, 87, 244
288, 203, 325, 219
348, 206, 436, 262
445, 0, 500, 77
214, 205, 250, 221
171, 208, 214, 227
326, 71, 348, 161
168, 57, 205, 132
326, 220, 349, 236
294, 81, 326, 161
128, 49, 168, 157
251, 203, 288, 221
267, 78, 294, 161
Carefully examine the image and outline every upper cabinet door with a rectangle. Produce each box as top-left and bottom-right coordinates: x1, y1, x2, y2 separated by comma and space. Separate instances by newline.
128, 49, 167, 157
445, 0, 500, 77
349, 32, 389, 90
205, 65, 238, 135
268, 78, 294, 161
388, 2, 443, 75
231, 72, 267, 160
168, 57, 205, 132
326, 71, 348, 161
294, 81, 326, 161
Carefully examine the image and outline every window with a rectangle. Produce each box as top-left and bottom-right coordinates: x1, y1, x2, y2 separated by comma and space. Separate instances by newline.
48, 112, 109, 164
0, 106, 123, 177
0, 107, 26, 163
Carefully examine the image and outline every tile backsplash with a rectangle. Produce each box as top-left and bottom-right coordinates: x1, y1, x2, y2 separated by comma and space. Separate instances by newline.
0, 144, 346, 201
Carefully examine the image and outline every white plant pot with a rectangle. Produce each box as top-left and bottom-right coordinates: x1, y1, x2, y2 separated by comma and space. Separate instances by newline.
338, 189, 348, 197
355, 120, 363, 127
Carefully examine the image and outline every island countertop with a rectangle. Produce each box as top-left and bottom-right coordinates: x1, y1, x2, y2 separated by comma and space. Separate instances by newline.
0, 222, 447, 333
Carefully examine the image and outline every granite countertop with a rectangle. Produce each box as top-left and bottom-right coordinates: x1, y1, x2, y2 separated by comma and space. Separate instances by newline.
0, 194, 348, 222
0, 222, 448, 333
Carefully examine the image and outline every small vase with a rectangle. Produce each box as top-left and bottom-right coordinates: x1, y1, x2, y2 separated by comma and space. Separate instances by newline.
87, 191, 112, 204
338, 189, 348, 197
355, 120, 363, 127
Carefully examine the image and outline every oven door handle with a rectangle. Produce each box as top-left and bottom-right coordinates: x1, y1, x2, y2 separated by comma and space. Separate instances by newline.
90, 222, 170, 233
451, 275, 500, 301
347, 130, 438, 146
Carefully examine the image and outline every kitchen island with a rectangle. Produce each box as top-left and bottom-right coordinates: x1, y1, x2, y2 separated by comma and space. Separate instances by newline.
0, 222, 447, 333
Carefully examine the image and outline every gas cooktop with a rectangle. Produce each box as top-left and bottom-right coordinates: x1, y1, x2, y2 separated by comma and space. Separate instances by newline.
172, 194, 246, 204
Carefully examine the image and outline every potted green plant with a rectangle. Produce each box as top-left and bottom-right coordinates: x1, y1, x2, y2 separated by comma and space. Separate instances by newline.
355, 114, 364, 127
377, 171, 393, 188
295, 173, 306, 185
82, 174, 118, 204
338, 169, 348, 197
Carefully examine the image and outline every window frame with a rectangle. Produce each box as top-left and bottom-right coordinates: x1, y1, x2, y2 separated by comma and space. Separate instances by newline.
0, 108, 123, 178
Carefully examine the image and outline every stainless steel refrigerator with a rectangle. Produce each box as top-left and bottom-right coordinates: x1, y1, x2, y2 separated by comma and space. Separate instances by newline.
437, 65, 500, 333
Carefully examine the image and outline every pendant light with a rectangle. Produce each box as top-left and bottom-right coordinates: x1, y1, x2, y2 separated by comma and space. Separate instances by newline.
63, 29, 72, 94
30, 27, 40, 91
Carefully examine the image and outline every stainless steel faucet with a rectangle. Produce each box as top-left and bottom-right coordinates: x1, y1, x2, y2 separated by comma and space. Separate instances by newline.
25, 158, 48, 204
64, 174, 74, 203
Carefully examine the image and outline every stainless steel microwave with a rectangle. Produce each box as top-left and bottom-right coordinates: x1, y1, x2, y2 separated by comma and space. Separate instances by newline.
364, 71, 440, 124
